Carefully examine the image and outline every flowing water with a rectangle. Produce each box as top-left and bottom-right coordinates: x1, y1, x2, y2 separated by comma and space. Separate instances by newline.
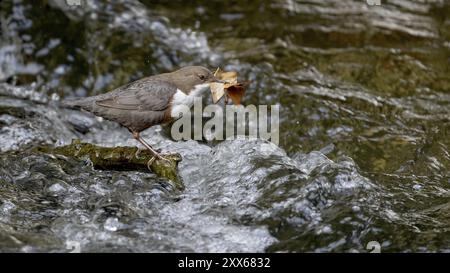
0, 0, 449, 252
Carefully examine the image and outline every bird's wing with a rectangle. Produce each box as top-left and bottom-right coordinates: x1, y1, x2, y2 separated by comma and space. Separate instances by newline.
95, 79, 177, 111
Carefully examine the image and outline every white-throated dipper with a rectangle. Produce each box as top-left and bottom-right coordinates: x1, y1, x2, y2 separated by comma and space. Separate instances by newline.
63, 66, 224, 163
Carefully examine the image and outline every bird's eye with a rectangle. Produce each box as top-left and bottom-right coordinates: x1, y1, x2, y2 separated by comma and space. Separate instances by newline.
198, 74, 206, 80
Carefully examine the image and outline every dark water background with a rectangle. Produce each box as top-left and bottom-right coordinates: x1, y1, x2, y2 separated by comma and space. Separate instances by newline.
0, 0, 449, 252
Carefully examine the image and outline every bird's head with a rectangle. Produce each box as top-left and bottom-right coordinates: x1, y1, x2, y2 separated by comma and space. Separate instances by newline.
168, 66, 223, 95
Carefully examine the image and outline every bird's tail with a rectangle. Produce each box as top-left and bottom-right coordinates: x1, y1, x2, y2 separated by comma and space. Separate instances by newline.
60, 97, 93, 110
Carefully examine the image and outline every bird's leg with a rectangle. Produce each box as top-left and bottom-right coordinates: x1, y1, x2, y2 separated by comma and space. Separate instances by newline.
139, 137, 175, 165
132, 132, 171, 164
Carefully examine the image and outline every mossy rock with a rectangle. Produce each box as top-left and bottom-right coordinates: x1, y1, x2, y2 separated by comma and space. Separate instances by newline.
34, 139, 184, 190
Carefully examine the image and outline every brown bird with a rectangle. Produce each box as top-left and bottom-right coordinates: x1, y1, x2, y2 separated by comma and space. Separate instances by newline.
63, 66, 224, 163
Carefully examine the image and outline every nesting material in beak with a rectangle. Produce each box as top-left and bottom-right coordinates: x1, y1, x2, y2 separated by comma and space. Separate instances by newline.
210, 68, 246, 105
210, 76, 226, 84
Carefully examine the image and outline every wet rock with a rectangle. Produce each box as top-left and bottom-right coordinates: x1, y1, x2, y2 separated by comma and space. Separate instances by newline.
36, 140, 183, 189
0, 84, 77, 152
0, 137, 286, 252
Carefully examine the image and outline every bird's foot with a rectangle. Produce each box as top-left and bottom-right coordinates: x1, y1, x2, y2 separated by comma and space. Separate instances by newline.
135, 147, 172, 165
146, 152, 176, 170
146, 156, 156, 169
158, 152, 182, 162
155, 153, 172, 164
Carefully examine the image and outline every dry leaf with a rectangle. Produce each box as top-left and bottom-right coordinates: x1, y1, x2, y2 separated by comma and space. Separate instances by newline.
210, 82, 225, 104
210, 68, 247, 105
226, 83, 247, 105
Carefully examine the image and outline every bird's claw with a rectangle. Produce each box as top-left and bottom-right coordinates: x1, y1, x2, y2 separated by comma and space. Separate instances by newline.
146, 156, 156, 170
156, 154, 172, 164
146, 153, 172, 170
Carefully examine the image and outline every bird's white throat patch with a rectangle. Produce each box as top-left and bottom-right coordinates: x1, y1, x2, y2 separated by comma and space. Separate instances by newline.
170, 83, 210, 118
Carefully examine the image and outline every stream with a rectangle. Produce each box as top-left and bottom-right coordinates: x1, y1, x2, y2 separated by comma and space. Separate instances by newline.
0, 0, 449, 252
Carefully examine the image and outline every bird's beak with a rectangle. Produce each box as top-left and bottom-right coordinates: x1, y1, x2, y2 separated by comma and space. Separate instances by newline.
209, 76, 226, 83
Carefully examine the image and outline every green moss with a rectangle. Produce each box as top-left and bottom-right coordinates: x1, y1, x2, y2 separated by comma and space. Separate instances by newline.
34, 139, 184, 190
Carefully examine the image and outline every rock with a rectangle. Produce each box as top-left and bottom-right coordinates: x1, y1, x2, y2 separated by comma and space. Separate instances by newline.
0, 84, 77, 152
35, 140, 184, 190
